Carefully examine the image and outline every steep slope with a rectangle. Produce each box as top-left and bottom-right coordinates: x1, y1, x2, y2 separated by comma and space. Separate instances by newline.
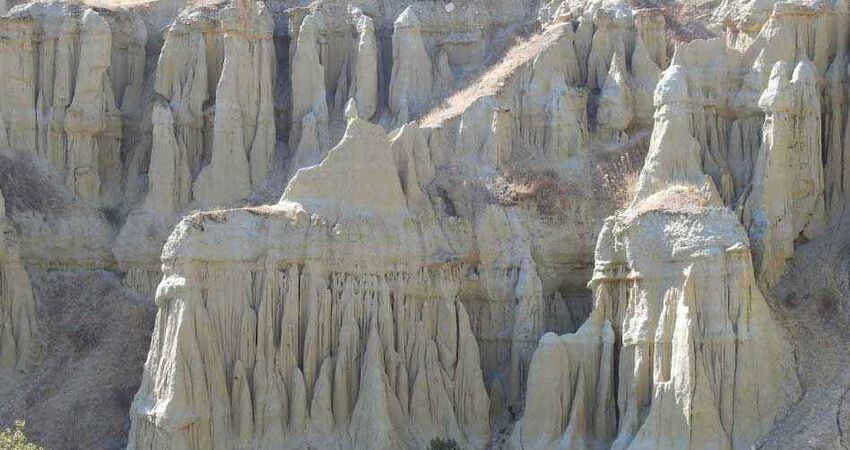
0, 270, 152, 450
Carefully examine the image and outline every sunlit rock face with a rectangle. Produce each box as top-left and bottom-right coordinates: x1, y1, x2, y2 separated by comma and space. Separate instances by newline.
513, 56, 800, 450
4, 0, 850, 448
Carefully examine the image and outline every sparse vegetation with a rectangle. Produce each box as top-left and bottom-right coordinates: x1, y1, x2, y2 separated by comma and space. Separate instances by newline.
427, 437, 463, 450
0, 420, 43, 450
593, 133, 650, 209
492, 168, 584, 217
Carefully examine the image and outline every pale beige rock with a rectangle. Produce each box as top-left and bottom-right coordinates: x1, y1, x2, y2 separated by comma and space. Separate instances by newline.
742, 62, 796, 288
788, 59, 825, 238
586, 10, 626, 90
389, 7, 433, 124
282, 118, 408, 223
545, 81, 587, 161
352, 14, 377, 121
143, 104, 191, 214
0, 189, 38, 370
513, 59, 799, 450
597, 52, 633, 133
193, 0, 275, 206
152, 15, 210, 178
64, 9, 122, 204
289, 11, 330, 171
129, 113, 490, 450
742, 59, 827, 287
632, 64, 719, 204
630, 36, 661, 125
633, 8, 668, 69
8, 1, 843, 449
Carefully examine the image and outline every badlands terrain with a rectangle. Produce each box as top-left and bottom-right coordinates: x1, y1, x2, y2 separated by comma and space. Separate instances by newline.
0, 0, 848, 447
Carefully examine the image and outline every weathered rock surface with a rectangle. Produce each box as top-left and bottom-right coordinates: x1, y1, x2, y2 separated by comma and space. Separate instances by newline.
0, 3, 146, 207
0, 188, 37, 369
2, 0, 850, 449
193, 0, 276, 206
513, 59, 799, 450
128, 117, 490, 450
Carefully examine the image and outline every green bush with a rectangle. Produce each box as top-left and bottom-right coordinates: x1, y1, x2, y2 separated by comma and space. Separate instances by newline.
427, 437, 463, 450
0, 420, 43, 450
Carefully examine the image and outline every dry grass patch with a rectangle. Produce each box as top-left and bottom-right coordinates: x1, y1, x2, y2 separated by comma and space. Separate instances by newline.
631, 184, 711, 215
493, 168, 584, 217
592, 132, 650, 209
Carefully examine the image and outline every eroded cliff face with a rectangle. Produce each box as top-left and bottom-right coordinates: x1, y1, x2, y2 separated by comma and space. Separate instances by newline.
1, 0, 850, 448
128, 118, 490, 450
0, 3, 146, 206
0, 188, 38, 370
513, 61, 799, 450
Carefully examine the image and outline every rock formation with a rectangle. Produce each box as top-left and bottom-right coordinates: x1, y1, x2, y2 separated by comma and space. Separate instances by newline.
742, 59, 826, 287
128, 118, 490, 450
596, 52, 633, 136
0, 188, 38, 370
0, 4, 145, 206
193, 0, 275, 206
2, 0, 850, 448
288, 10, 330, 170
512, 61, 799, 450
389, 7, 432, 124
352, 14, 377, 121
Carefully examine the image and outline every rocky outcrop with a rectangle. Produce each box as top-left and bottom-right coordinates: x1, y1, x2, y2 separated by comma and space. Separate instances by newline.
351, 14, 377, 121
193, 0, 275, 206
288, 10, 330, 171
0, 189, 38, 369
117, 0, 277, 292
0, 4, 145, 206
389, 7, 433, 125
597, 52, 633, 136
64, 9, 123, 204
742, 59, 826, 287
8, 0, 850, 449
128, 118, 490, 450
512, 61, 799, 450
150, 7, 215, 189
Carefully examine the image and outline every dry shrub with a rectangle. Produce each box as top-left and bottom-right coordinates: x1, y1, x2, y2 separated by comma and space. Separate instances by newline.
632, 184, 711, 215
496, 169, 583, 217
0, 153, 68, 215
593, 134, 650, 209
